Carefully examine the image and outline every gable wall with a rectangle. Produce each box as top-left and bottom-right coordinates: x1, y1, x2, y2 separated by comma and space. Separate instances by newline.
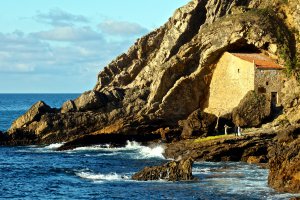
205, 52, 255, 116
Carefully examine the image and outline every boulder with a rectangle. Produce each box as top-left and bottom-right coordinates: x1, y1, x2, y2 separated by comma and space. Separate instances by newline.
268, 126, 300, 193
74, 90, 107, 111
132, 158, 196, 181
179, 109, 217, 139
8, 101, 52, 133
232, 91, 271, 127
61, 100, 76, 113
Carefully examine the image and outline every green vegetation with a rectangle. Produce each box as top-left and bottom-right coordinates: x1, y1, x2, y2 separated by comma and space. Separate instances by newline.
194, 135, 232, 143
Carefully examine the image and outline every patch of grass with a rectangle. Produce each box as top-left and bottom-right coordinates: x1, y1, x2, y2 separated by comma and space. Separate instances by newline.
194, 135, 232, 143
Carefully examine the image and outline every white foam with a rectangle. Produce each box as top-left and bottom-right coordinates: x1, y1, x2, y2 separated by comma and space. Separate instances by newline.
76, 171, 129, 182
70, 141, 165, 159
138, 145, 165, 159
44, 143, 65, 150
193, 167, 212, 174
73, 144, 111, 151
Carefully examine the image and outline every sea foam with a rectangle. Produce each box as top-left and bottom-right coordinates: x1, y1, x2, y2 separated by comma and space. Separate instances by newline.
71, 141, 165, 159
76, 171, 129, 182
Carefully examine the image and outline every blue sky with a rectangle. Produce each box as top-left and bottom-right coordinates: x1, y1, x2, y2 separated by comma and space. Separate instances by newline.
0, 0, 190, 93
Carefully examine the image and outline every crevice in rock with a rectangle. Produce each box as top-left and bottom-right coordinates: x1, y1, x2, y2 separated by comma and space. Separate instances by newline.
166, 0, 209, 62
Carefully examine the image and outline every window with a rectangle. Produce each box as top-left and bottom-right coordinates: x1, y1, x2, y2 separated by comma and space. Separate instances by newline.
266, 81, 269, 86
238, 69, 240, 73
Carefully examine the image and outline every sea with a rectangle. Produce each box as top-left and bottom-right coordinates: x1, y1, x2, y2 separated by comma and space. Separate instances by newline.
0, 94, 298, 200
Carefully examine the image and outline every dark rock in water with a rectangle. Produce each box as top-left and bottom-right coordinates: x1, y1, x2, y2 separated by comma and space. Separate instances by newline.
57, 131, 162, 151
8, 101, 53, 133
290, 197, 300, 200
232, 91, 271, 127
268, 126, 300, 193
132, 158, 196, 181
179, 109, 217, 139
74, 90, 107, 111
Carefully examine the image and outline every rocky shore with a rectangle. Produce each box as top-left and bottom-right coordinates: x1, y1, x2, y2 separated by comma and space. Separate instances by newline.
1, 0, 300, 193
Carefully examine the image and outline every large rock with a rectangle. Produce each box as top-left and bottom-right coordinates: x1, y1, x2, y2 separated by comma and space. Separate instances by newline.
268, 125, 300, 193
61, 100, 76, 113
132, 158, 196, 181
8, 101, 53, 133
74, 90, 107, 111
232, 91, 271, 127
179, 109, 217, 139
279, 79, 300, 124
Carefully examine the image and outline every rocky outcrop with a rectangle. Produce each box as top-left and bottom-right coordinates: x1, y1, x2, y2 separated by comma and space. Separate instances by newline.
232, 91, 271, 127
179, 109, 217, 139
8, 101, 53, 133
268, 125, 300, 193
4, 0, 300, 162
132, 158, 196, 181
164, 131, 276, 163
73, 90, 107, 112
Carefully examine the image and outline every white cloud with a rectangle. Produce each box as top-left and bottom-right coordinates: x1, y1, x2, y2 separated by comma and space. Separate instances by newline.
32, 26, 103, 42
98, 20, 149, 36
35, 8, 89, 26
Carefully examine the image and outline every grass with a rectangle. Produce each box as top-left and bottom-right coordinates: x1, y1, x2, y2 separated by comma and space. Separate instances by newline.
194, 135, 232, 143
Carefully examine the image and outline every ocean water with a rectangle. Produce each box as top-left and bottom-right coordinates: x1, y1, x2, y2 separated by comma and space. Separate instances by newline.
0, 94, 298, 200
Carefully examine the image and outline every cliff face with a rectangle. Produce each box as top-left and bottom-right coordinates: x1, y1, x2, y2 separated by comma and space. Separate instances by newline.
4, 0, 300, 193
6, 0, 300, 145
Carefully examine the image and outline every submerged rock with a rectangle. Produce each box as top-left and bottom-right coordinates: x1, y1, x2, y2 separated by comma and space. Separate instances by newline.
132, 158, 196, 181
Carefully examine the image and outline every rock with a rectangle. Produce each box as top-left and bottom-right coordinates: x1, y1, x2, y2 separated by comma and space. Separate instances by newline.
164, 131, 276, 163
8, 101, 53, 133
61, 100, 76, 113
179, 109, 217, 139
232, 91, 271, 127
74, 90, 107, 111
132, 158, 196, 181
6, 0, 300, 155
268, 125, 300, 193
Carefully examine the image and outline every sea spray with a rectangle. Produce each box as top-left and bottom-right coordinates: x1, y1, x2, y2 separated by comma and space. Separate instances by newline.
76, 171, 130, 182
70, 141, 166, 159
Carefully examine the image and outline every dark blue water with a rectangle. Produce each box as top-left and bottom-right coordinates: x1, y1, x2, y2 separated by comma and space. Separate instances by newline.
0, 94, 298, 199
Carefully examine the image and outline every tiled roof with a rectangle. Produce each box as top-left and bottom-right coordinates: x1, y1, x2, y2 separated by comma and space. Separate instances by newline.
232, 53, 284, 70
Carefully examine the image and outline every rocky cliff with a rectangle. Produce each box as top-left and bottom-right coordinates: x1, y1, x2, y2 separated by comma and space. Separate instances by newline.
3, 0, 300, 193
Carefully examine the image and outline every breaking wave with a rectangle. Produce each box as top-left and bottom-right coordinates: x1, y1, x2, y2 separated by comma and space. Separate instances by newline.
76, 171, 130, 182
44, 143, 65, 150
71, 141, 165, 159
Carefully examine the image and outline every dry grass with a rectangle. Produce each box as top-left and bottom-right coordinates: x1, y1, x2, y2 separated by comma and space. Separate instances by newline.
194, 135, 232, 143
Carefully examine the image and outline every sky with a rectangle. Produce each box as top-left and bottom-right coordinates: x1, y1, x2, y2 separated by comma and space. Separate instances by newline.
0, 0, 190, 93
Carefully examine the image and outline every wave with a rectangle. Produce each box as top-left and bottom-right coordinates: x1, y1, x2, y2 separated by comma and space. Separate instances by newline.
44, 143, 65, 150
71, 141, 165, 159
76, 171, 130, 182
137, 145, 165, 159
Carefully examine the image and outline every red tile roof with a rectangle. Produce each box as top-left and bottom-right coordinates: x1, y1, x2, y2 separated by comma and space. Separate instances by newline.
232, 53, 284, 70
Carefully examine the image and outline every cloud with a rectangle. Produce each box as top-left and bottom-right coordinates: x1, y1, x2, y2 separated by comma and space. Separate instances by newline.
98, 20, 149, 36
35, 8, 89, 26
32, 26, 103, 41
0, 27, 136, 76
